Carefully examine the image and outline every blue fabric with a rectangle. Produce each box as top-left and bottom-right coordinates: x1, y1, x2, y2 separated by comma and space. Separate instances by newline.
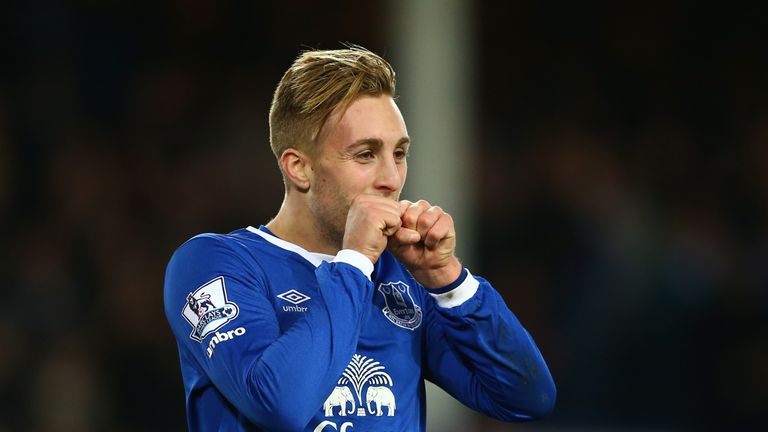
164, 228, 555, 431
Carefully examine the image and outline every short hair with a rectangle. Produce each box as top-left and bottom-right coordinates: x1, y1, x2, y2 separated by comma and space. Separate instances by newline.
269, 46, 397, 164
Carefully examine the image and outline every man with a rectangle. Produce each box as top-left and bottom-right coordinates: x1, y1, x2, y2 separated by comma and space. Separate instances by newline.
164, 46, 555, 431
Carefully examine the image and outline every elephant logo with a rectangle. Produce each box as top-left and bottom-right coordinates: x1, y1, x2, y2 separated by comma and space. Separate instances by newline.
323, 386, 355, 416
378, 281, 422, 330
366, 386, 396, 416
323, 354, 397, 417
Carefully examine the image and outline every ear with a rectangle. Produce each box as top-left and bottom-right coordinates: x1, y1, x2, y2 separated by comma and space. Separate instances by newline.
279, 148, 313, 191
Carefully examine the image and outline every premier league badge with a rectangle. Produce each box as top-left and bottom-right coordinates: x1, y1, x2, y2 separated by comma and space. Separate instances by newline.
182, 276, 239, 342
378, 281, 422, 330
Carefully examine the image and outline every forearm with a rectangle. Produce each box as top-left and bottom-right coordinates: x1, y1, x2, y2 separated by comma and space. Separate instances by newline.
427, 275, 556, 420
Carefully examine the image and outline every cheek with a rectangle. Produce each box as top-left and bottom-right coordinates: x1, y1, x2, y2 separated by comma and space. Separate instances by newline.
338, 166, 371, 192
317, 162, 374, 199
314, 163, 340, 188
317, 169, 353, 205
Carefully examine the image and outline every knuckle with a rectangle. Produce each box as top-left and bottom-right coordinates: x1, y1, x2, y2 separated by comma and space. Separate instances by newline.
406, 206, 421, 218
416, 219, 432, 232
421, 210, 439, 223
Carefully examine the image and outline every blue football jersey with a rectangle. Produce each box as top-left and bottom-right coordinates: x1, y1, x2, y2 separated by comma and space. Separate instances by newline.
164, 226, 555, 431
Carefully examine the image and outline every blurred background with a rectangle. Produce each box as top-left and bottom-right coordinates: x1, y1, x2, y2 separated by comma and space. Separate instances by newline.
1, 0, 766, 431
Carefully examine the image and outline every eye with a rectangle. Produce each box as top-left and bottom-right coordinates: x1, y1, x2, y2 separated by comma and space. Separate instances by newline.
356, 151, 375, 161
394, 148, 408, 161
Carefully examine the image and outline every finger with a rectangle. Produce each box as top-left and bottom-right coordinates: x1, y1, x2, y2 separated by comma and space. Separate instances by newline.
424, 212, 454, 249
416, 205, 443, 238
354, 194, 402, 236
357, 194, 400, 209
391, 227, 420, 244
381, 211, 402, 236
398, 200, 413, 216
381, 202, 404, 236
401, 200, 431, 230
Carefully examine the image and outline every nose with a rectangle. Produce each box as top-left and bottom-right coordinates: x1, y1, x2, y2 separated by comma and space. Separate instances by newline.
374, 154, 403, 196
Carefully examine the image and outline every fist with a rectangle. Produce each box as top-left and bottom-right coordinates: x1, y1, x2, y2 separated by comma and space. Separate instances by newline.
388, 200, 462, 288
343, 195, 404, 264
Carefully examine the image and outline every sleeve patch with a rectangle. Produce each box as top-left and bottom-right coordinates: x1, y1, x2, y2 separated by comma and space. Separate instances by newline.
181, 276, 240, 342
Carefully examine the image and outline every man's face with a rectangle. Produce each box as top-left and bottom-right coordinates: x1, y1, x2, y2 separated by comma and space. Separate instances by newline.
307, 94, 410, 246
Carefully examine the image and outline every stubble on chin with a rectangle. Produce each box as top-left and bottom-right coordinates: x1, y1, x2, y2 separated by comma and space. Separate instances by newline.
310, 191, 351, 252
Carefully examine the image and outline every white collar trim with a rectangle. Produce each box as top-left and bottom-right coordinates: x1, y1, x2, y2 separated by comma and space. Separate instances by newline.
246, 226, 335, 268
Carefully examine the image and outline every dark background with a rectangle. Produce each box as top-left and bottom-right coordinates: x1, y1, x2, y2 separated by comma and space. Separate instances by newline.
1, 1, 766, 431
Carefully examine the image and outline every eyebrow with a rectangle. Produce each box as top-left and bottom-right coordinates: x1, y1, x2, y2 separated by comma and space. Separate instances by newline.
346, 137, 411, 151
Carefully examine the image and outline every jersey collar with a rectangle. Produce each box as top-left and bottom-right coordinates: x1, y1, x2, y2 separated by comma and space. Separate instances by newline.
245, 226, 335, 268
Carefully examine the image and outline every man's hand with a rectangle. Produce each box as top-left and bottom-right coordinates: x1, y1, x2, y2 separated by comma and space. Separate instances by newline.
388, 200, 463, 288
343, 195, 408, 264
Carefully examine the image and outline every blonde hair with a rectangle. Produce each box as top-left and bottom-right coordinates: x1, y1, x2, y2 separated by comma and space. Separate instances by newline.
269, 46, 396, 164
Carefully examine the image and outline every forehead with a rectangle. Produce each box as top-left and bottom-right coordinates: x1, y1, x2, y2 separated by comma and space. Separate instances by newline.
318, 94, 408, 149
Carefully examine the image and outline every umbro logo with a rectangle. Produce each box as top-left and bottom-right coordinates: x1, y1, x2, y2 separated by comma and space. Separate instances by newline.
277, 289, 310, 312
277, 289, 311, 304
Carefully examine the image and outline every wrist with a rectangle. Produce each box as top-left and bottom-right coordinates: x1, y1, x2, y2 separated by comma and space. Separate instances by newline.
332, 249, 375, 280
344, 243, 380, 265
410, 257, 463, 289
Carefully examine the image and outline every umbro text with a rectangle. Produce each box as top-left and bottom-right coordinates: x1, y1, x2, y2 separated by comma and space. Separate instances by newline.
206, 327, 246, 358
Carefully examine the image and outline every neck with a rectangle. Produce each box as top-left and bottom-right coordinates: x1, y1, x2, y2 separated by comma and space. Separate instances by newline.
265, 192, 340, 256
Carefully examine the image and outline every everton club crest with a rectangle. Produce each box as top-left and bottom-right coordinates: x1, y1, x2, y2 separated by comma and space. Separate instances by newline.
378, 281, 422, 330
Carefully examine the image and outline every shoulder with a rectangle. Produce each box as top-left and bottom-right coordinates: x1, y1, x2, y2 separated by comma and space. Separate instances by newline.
172, 230, 248, 257
164, 230, 268, 296
163, 230, 271, 331
167, 228, 272, 270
